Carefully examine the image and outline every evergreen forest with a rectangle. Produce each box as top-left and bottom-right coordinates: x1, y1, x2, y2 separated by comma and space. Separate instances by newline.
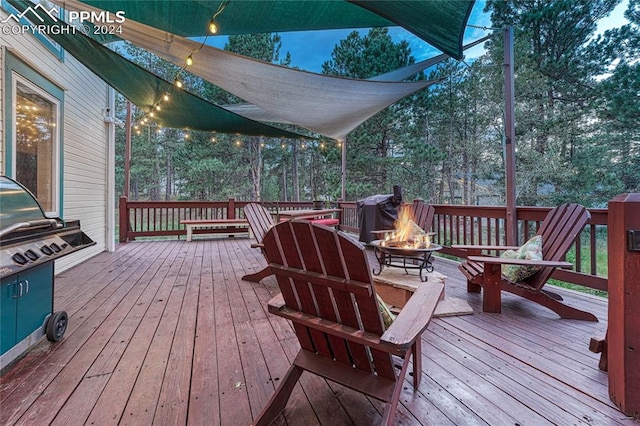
114, 0, 640, 208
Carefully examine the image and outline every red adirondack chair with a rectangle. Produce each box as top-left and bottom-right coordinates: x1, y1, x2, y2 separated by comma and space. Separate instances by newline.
254, 221, 443, 425
456, 203, 596, 321
241, 203, 275, 283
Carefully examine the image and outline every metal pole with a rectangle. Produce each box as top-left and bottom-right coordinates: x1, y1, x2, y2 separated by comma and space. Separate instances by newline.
340, 137, 346, 201
124, 100, 132, 198
504, 27, 517, 246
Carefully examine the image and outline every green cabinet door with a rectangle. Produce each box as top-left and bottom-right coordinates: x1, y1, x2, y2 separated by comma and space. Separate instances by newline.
16, 263, 53, 344
1, 262, 54, 356
1, 276, 19, 354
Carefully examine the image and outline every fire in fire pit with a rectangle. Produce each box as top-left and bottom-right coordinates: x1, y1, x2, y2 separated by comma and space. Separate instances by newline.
380, 206, 432, 249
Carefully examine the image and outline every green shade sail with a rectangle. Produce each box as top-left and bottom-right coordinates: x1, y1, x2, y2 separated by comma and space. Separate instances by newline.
7, 0, 311, 139
78, 0, 475, 60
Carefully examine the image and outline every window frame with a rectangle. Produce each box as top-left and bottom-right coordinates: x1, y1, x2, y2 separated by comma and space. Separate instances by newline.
4, 51, 64, 216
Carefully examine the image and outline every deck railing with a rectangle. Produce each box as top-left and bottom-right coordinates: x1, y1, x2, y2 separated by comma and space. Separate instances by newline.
119, 197, 607, 292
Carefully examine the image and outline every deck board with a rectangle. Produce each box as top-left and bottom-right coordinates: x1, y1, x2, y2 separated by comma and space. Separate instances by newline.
0, 238, 636, 425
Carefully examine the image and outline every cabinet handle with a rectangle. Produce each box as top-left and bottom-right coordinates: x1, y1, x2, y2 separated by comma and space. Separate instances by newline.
23, 279, 29, 295
12, 282, 20, 298
18, 281, 23, 297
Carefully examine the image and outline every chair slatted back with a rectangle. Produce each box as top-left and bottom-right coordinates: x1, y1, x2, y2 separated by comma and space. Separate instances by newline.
262, 221, 396, 380
243, 203, 275, 244
409, 200, 435, 232
524, 203, 590, 291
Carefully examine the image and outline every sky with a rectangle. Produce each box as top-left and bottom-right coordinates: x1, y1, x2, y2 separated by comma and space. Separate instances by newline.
207, 0, 630, 73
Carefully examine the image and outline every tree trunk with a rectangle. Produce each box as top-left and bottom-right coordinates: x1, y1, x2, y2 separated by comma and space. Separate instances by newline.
282, 164, 288, 201
292, 140, 300, 201
249, 137, 263, 201
165, 147, 171, 201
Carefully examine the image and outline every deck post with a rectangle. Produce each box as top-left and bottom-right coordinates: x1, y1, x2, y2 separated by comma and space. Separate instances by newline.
504, 26, 517, 246
119, 195, 129, 243
228, 198, 236, 219
607, 193, 640, 417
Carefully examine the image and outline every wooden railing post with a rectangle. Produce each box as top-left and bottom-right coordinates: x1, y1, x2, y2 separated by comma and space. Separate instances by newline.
228, 198, 236, 219
607, 193, 640, 417
119, 195, 129, 243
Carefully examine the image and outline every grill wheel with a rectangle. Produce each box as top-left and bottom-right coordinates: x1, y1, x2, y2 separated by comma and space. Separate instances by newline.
46, 311, 68, 342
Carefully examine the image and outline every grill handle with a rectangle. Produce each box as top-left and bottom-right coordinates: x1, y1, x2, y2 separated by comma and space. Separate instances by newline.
0, 219, 62, 238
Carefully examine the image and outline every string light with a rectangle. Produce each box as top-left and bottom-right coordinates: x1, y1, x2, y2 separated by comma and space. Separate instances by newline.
186, 55, 193, 66
163, 93, 170, 101
208, 19, 218, 34
208, 0, 229, 34
175, 80, 183, 88
155, 105, 161, 111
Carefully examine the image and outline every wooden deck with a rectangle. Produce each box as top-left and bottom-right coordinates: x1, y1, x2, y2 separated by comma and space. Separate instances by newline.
0, 238, 635, 425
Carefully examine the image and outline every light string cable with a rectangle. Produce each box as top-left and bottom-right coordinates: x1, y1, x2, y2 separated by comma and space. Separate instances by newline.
139, 0, 231, 132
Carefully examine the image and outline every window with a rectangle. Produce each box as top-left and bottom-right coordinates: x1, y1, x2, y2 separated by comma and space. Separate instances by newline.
13, 76, 60, 212
3, 52, 64, 215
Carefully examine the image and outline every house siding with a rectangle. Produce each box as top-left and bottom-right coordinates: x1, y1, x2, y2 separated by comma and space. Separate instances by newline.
1, 9, 110, 272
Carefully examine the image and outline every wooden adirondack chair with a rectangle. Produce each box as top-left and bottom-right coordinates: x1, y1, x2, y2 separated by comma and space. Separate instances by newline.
456, 203, 597, 321
241, 203, 276, 283
410, 199, 436, 233
254, 221, 443, 425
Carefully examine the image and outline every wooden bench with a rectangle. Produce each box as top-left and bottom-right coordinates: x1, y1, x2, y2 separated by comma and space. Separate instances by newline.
180, 219, 251, 241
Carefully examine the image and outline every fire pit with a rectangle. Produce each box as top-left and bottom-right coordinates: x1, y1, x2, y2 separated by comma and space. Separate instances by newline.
368, 202, 440, 281
370, 239, 442, 282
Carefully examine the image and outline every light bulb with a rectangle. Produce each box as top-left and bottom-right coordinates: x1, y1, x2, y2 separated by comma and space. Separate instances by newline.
185, 133, 189, 139
149, 112, 155, 117
163, 93, 170, 101
156, 105, 161, 111
175, 80, 183, 88
186, 55, 193, 66
208, 19, 217, 34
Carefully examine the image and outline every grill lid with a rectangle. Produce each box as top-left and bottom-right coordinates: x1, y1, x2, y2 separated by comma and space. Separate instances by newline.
0, 176, 95, 279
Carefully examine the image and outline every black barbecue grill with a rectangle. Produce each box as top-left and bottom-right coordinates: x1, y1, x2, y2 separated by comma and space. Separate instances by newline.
1, 176, 95, 370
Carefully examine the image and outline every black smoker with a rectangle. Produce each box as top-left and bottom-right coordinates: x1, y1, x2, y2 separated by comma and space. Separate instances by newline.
0, 176, 95, 371
357, 185, 403, 243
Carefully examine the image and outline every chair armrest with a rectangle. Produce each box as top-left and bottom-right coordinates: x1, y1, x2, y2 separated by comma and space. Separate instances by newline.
381, 281, 444, 351
467, 256, 573, 269
370, 230, 392, 239
452, 244, 520, 252
251, 242, 264, 249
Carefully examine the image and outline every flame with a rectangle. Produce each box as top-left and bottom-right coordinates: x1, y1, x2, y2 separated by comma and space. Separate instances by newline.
383, 205, 431, 249
394, 206, 414, 242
